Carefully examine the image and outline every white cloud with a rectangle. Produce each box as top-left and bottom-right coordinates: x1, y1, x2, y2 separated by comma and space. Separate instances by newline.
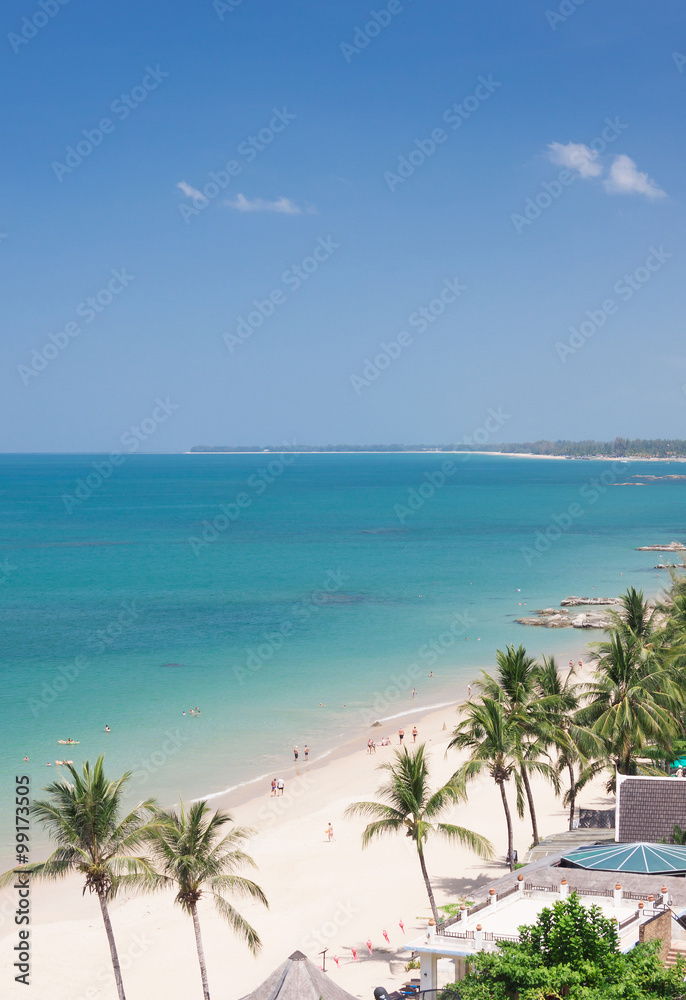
603, 154, 666, 199
177, 181, 207, 203
224, 194, 303, 214
547, 141, 602, 178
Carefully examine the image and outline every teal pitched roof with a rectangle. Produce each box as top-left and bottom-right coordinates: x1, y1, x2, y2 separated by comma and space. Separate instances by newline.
562, 842, 686, 874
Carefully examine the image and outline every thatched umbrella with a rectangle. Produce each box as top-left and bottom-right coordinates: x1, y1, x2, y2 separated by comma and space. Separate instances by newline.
238, 950, 359, 1000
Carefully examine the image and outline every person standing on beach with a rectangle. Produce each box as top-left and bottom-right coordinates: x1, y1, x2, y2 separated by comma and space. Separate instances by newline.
327, 822, 334, 841
398, 728, 404, 744
412, 725, 418, 743
294, 746, 299, 761
270, 778, 277, 796
412, 688, 416, 699
468, 684, 472, 699
277, 777, 284, 795
304, 744, 309, 760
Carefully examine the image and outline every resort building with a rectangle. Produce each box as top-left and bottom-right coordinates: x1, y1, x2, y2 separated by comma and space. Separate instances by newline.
405, 849, 686, 993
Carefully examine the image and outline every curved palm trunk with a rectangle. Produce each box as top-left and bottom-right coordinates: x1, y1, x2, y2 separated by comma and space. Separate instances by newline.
97, 891, 126, 1000
567, 761, 576, 831
417, 843, 440, 925
191, 902, 211, 1000
499, 780, 515, 872
520, 764, 539, 846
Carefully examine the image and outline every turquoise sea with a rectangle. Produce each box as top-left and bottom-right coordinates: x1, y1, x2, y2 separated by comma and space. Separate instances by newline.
0, 452, 684, 862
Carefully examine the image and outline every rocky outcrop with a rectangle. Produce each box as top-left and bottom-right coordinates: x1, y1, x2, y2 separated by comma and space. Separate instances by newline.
516, 609, 615, 629
560, 596, 623, 606
632, 475, 686, 481
636, 542, 686, 551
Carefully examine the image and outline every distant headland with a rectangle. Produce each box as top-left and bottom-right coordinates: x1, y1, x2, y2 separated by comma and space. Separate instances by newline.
189, 438, 686, 459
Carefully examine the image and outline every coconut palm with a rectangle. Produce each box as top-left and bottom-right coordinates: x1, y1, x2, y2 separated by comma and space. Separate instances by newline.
449, 697, 556, 871
609, 587, 656, 642
534, 656, 600, 831
0, 756, 160, 1000
477, 644, 550, 846
578, 631, 684, 791
345, 744, 493, 924
138, 800, 267, 1000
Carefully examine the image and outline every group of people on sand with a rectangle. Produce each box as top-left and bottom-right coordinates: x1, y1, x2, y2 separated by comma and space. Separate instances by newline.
293, 744, 309, 761
270, 777, 285, 796
367, 725, 418, 753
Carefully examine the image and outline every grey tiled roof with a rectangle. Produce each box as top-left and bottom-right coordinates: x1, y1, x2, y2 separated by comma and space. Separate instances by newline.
618, 777, 686, 843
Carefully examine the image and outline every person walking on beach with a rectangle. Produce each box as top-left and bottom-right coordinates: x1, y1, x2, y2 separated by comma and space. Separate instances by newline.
327, 822, 334, 841
294, 746, 299, 761
468, 684, 471, 699
412, 687, 416, 699
270, 778, 277, 796
412, 725, 418, 743
398, 728, 404, 744
277, 777, 284, 795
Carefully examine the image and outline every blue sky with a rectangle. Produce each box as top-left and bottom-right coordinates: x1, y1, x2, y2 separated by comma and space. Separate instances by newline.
1, 0, 684, 451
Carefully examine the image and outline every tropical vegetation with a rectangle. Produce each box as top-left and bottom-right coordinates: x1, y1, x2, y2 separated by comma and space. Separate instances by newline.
134, 800, 267, 1000
440, 893, 686, 1000
0, 756, 162, 1000
0, 757, 266, 1000
449, 577, 686, 866
345, 743, 494, 923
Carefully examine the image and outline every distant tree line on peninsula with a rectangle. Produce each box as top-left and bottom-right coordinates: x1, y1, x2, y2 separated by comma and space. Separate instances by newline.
190, 438, 686, 457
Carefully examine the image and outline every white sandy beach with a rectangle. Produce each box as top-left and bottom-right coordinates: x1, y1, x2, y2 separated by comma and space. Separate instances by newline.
0, 661, 612, 1000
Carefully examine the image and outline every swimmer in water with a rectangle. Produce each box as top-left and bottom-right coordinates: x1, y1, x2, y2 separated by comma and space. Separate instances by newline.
105, 725, 110, 732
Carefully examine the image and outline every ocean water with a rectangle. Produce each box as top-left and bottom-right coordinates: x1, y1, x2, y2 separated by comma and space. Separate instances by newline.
0, 452, 684, 861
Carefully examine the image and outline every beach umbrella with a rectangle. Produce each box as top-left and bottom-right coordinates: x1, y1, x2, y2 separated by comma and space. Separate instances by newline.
561, 841, 686, 875
237, 950, 359, 1000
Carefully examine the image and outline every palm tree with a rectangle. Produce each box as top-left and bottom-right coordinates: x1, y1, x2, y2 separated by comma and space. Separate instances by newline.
0, 756, 160, 1000
579, 631, 684, 790
139, 800, 267, 1000
534, 656, 599, 831
610, 587, 656, 642
345, 744, 493, 924
449, 697, 555, 871
478, 644, 549, 846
